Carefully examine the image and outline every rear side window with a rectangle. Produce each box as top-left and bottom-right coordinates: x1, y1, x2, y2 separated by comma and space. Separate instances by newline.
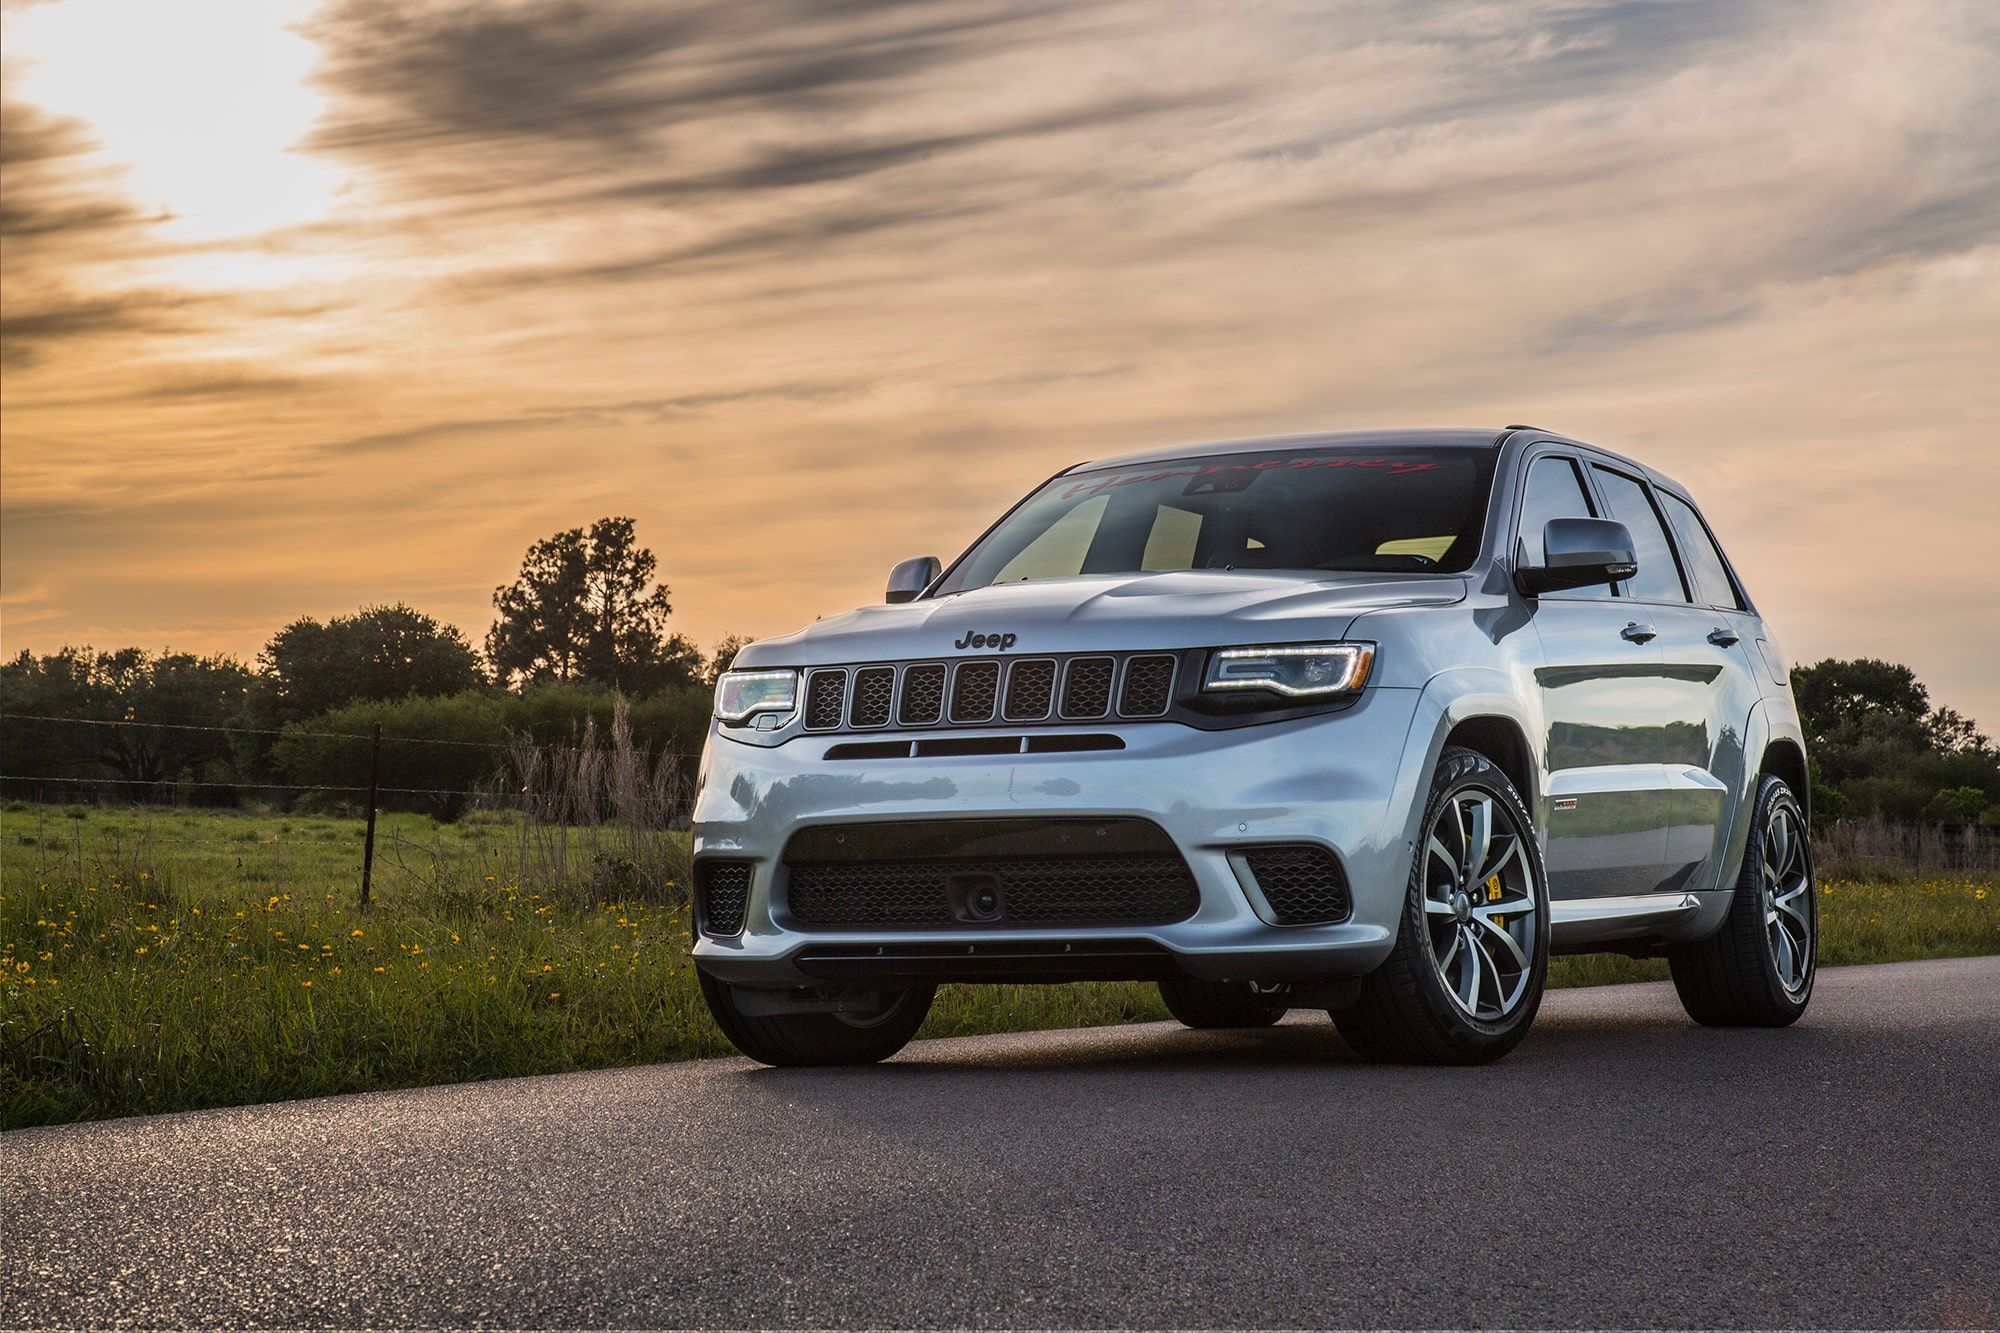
1590, 466, 1688, 603
1518, 455, 1613, 598
1659, 492, 1743, 610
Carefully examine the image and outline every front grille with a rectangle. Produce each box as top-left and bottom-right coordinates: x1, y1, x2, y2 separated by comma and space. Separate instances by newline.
1119, 655, 1177, 717
1060, 656, 1116, 719
852, 666, 895, 727
788, 857, 1197, 929
1243, 845, 1350, 925
804, 669, 847, 729
793, 651, 1189, 735
899, 663, 946, 724
694, 860, 753, 936
949, 660, 1000, 722
782, 817, 1199, 930
1003, 658, 1057, 720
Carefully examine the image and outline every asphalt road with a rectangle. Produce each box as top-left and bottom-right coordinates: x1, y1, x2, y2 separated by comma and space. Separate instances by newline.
6, 957, 1997, 1330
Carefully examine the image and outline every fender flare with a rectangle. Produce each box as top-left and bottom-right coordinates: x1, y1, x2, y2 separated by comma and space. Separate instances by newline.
1381, 669, 1545, 887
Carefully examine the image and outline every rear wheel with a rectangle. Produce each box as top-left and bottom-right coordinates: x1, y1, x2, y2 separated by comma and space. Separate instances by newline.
698, 972, 935, 1067
1158, 975, 1286, 1029
1668, 775, 1815, 1026
1334, 746, 1550, 1064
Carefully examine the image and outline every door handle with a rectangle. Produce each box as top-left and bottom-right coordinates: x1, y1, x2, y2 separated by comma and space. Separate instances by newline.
1621, 622, 1657, 644
1707, 627, 1741, 647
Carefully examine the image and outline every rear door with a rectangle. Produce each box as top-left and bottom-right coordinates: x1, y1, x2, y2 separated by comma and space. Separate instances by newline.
1516, 451, 1668, 899
1655, 484, 1765, 893
1587, 464, 1743, 894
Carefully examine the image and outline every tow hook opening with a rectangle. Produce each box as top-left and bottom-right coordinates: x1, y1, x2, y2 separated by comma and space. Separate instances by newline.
946, 870, 1007, 923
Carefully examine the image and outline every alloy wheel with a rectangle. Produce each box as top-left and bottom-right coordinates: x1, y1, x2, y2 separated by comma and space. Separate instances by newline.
1760, 801, 1814, 994
1423, 787, 1539, 1021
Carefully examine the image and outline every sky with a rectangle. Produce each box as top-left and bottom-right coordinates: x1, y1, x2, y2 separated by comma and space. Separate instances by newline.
2, 0, 1996, 727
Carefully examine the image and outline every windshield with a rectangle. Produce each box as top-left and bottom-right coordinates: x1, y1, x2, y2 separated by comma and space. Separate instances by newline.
934, 446, 1497, 595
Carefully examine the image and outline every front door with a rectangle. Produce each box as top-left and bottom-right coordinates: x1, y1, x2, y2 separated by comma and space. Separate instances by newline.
1516, 452, 1670, 899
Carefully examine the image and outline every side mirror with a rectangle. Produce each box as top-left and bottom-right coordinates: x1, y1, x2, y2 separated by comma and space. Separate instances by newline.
1517, 517, 1637, 595
886, 555, 941, 604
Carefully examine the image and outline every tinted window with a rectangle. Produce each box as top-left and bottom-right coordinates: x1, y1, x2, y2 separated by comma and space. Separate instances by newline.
1517, 455, 1614, 598
1659, 492, 1742, 609
936, 448, 1498, 594
1591, 467, 1687, 603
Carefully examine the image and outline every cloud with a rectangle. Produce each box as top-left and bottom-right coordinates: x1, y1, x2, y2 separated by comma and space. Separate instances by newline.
3, 0, 1998, 726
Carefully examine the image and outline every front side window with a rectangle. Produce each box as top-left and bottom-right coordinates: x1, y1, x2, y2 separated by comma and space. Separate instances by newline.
935, 447, 1498, 595
1517, 455, 1614, 599
1659, 491, 1743, 610
1591, 466, 1688, 604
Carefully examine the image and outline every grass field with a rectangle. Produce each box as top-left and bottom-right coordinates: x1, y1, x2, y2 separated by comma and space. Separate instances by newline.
4, 804, 1995, 1128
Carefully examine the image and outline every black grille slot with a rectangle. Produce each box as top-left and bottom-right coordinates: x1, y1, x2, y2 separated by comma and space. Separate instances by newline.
899, 664, 946, 724
1060, 656, 1115, 718
1003, 658, 1057, 720
694, 860, 753, 936
787, 857, 1197, 929
1243, 845, 1350, 925
949, 660, 1000, 723
1118, 654, 1177, 717
803, 669, 847, 730
851, 666, 895, 727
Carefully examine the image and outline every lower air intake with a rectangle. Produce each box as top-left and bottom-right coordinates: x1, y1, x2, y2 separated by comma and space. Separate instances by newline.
782, 817, 1198, 930
694, 860, 753, 937
1242, 845, 1351, 925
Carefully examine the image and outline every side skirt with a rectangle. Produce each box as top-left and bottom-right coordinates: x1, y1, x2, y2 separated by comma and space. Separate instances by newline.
1549, 890, 1734, 954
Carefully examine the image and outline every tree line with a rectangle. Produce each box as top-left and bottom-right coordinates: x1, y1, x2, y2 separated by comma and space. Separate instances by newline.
0, 518, 744, 815
4, 519, 1997, 830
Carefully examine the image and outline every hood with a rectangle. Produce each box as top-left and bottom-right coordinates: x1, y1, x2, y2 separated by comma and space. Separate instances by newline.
736, 571, 1465, 667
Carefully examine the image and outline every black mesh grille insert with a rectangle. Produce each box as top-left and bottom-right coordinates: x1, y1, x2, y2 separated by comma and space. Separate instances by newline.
851, 666, 894, 727
803, 669, 847, 730
949, 660, 1000, 723
788, 857, 1197, 928
695, 860, 753, 936
899, 664, 945, 724
1243, 845, 1350, 925
1119, 654, 1177, 717
1003, 658, 1056, 720
1060, 656, 1115, 718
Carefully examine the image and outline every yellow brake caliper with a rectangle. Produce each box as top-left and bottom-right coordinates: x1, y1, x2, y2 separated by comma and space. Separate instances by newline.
1486, 874, 1505, 928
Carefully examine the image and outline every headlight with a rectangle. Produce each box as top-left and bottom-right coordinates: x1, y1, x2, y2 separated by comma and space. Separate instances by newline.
1202, 643, 1374, 698
714, 669, 798, 724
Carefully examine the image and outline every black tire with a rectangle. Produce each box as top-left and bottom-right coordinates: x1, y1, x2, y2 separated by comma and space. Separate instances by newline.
698, 972, 935, 1067
1669, 775, 1815, 1027
1157, 975, 1287, 1029
1333, 746, 1550, 1065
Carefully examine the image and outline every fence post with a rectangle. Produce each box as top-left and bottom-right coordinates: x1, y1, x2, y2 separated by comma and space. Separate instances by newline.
360, 723, 381, 906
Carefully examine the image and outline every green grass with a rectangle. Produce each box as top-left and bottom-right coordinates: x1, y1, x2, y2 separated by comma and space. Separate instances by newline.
4, 805, 1995, 1128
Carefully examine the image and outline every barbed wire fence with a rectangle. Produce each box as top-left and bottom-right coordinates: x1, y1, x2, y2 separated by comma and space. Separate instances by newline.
2, 706, 699, 906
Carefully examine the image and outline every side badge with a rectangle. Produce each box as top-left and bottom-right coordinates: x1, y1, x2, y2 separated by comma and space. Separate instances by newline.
1553, 798, 1578, 811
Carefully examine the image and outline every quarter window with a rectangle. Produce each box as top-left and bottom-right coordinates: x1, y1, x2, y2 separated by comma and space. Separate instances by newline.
1591, 467, 1688, 603
1659, 492, 1743, 610
1518, 456, 1613, 598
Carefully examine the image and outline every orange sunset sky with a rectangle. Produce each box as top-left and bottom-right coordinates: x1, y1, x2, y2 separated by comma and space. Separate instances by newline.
2, 0, 1996, 725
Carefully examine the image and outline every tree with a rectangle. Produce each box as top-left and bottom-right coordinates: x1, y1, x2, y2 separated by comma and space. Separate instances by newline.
258, 604, 484, 725
0, 647, 252, 795
703, 633, 751, 686
486, 517, 697, 694
1790, 658, 1999, 822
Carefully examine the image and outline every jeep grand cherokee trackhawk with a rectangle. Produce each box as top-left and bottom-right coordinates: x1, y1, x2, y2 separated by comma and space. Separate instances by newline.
692, 427, 1815, 1065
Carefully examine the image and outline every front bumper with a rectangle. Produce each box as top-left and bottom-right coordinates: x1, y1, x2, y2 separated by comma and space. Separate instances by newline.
691, 686, 1425, 988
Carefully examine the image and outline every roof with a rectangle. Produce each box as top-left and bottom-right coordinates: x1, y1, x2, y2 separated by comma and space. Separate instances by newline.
1068, 428, 1509, 473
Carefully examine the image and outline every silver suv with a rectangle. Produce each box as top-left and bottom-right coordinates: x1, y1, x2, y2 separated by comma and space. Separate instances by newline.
692, 428, 1815, 1065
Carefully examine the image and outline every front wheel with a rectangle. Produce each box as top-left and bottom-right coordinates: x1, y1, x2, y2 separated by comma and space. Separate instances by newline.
1333, 746, 1550, 1064
698, 972, 935, 1067
1668, 775, 1815, 1026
